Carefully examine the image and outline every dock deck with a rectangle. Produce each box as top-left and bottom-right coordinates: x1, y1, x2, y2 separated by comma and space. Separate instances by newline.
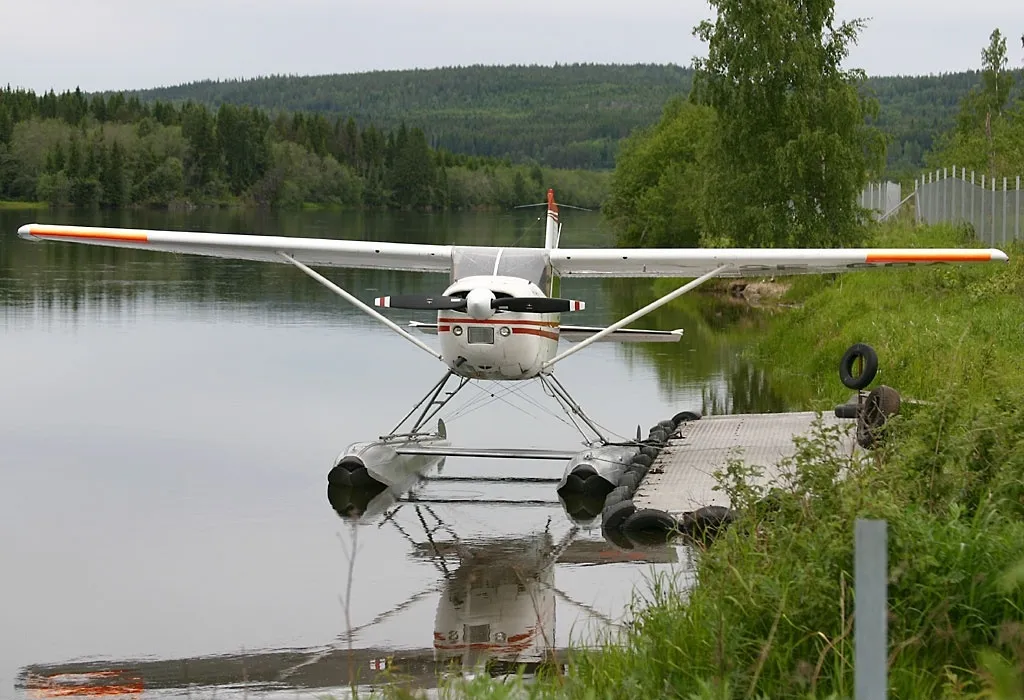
633, 411, 856, 516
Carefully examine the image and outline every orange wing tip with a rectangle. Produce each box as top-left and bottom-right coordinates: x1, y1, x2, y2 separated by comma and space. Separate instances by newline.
18, 224, 149, 243
864, 250, 1005, 264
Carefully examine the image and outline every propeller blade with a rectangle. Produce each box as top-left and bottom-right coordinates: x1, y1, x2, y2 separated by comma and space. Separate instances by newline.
492, 297, 586, 313
374, 295, 466, 310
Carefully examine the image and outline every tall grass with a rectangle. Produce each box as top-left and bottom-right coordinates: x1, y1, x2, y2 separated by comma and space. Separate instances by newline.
748, 222, 1024, 410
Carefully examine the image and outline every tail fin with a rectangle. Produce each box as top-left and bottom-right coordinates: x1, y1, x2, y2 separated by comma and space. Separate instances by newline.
544, 189, 561, 250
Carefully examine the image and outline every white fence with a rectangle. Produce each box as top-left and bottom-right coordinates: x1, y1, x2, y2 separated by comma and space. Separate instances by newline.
915, 166, 1023, 244
860, 181, 902, 218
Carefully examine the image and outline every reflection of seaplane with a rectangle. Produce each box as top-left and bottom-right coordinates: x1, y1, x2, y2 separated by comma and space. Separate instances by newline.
327, 463, 678, 681
19, 465, 677, 697
17, 195, 1008, 492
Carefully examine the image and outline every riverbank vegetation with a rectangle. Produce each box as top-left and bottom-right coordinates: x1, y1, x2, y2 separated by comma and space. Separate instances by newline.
0, 87, 608, 211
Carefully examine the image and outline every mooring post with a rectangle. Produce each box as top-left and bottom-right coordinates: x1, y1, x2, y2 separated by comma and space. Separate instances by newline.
855, 518, 888, 700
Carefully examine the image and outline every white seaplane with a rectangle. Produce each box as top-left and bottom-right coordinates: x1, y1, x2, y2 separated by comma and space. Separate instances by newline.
16, 192, 1009, 498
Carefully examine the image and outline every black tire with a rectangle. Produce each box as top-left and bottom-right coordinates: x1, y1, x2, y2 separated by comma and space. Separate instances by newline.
602, 499, 637, 531
867, 385, 901, 421
617, 471, 640, 492
648, 429, 668, 445
680, 506, 736, 543
601, 521, 635, 551
632, 454, 653, 468
672, 410, 701, 426
622, 508, 678, 534
604, 485, 632, 508
626, 464, 648, 481
839, 343, 879, 390
858, 385, 901, 449
834, 402, 859, 419
583, 474, 614, 499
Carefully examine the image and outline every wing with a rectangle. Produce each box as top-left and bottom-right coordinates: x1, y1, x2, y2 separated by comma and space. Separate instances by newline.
549, 247, 1009, 278
17, 224, 452, 273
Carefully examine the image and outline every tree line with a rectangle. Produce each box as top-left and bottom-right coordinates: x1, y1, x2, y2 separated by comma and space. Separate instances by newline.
604, 4, 1023, 251
925, 29, 1024, 182
131, 63, 1023, 174
0, 87, 608, 210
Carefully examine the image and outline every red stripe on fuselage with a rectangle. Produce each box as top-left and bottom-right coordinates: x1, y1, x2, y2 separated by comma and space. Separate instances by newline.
512, 327, 559, 341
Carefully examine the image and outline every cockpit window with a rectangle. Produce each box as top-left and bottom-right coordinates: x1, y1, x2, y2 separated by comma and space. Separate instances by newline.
451, 247, 551, 289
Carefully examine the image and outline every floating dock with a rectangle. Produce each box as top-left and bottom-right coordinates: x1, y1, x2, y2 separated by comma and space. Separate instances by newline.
633, 411, 856, 516
594, 410, 860, 546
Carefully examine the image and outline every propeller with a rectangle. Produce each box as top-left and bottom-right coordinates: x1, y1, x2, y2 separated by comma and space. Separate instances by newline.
493, 297, 584, 313
374, 295, 464, 310
374, 290, 585, 317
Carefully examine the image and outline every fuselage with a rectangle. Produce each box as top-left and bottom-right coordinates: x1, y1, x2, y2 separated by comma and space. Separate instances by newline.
438, 275, 558, 380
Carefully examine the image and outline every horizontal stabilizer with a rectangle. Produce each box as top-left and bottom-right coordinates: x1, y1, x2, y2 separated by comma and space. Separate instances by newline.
393, 445, 578, 460
559, 325, 684, 343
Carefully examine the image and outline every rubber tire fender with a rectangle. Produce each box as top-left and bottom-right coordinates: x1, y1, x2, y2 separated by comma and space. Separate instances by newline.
640, 445, 660, 460
839, 343, 879, 390
602, 499, 637, 532
672, 410, 701, 426
617, 471, 640, 492
622, 508, 678, 534
631, 453, 653, 469
626, 463, 648, 481
604, 485, 632, 508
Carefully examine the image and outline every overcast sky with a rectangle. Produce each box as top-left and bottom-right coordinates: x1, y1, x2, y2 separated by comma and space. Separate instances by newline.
5, 0, 1024, 93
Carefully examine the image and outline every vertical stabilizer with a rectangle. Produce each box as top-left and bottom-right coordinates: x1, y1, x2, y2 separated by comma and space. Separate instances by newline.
543, 189, 561, 250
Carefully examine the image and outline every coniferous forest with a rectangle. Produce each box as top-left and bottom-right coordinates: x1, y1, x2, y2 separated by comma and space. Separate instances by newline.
0, 85, 609, 211
1, 63, 1022, 211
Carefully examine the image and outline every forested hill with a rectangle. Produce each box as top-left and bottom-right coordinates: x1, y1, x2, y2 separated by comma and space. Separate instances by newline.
132, 64, 690, 170
130, 63, 1024, 172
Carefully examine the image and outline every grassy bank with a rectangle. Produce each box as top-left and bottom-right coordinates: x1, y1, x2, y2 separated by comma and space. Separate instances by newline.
409, 221, 1024, 699
748, 223, 1024, 411
0, 200, 47, 210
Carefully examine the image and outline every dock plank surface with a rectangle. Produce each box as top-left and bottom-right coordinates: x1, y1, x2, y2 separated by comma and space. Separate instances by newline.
634, 412, 856, 515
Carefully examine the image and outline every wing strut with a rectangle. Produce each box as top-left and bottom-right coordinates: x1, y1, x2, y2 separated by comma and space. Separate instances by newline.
542, 264, 731, 369
278, 252, 443, 361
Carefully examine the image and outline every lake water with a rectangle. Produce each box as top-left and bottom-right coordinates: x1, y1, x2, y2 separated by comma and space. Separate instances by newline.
0, 207, 789, 698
